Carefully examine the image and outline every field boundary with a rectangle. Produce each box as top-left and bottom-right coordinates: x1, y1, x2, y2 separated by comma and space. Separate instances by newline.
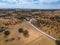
26, 21, 57, 41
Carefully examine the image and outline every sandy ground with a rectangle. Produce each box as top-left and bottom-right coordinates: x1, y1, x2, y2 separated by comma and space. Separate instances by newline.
0, 21, 43, 45
28, 35, 57, 45
0, 18, 57, 45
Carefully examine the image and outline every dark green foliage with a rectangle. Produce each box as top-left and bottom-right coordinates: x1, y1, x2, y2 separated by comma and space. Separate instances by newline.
55, 16, 60, 19
18, 28, 23, 33
17, 16, 26, 20
4, 31, 10, 36
18, 28, 29, 37
56, 40, 60, 45
37, 20, 47, 25
50, 16, 55, 21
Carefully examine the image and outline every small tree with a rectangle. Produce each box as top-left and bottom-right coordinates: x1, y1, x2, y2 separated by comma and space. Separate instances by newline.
18, 28, 23, 33
4, 31, 10, 36
23, 30, 29, 37
17, 16, 26, 21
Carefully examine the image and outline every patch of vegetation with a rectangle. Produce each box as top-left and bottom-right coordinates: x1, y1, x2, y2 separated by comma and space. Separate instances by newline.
18, 28, 29, 37
17, 16, 26, 21
50, 16, 55, 21
23, 30, 29, 37
56, 40, 60, 45
18, 28, 23, 33
4, 31, 10, 36
0, 27, 5, 32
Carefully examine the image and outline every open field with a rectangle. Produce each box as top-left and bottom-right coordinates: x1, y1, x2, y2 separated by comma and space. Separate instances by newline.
0, 19, 42, 45
0, 10, 60, 45
28, 35, 57, 45
0, 18, 57, 45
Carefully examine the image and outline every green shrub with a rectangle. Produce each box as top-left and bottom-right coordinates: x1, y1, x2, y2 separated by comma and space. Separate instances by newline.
4, 31, 10, 36
18, 28, 23, 33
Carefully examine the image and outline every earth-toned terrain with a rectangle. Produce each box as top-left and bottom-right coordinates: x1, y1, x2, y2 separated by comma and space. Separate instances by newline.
31, 11, 60, 40
0, 9, 60, 45
0, 18, 57, 45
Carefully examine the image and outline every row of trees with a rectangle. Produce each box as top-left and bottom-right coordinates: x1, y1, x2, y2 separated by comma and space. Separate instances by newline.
35, 20, 49, 27
50, 16, 60, 22
33, 18, 59, 35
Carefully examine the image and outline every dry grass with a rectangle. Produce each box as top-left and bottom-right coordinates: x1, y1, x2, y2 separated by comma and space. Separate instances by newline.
0, 20, 43, 45
32, 14, 60, 40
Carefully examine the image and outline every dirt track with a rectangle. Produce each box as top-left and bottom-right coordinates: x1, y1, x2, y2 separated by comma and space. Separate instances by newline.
0, 21, 57, 45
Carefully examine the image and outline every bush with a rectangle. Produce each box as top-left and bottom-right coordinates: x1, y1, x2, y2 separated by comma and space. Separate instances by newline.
56, 40, 60, 45
50, 17, 55, 21
0, 27, 5, 32
18, 28, 23, 33
23, 30, 29, 37
17, 16, 26, 21
4, 31, 10, 36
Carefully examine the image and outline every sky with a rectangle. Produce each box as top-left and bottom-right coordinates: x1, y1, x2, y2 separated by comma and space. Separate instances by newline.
0, 0, 60, 9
